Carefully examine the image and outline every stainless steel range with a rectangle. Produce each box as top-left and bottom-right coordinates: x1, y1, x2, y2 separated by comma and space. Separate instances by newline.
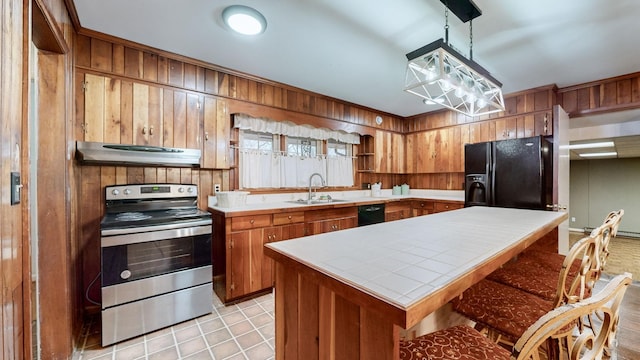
100, 184, 213, 346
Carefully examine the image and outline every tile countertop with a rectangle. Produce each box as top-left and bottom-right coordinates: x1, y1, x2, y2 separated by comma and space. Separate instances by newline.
265, 206, 567, 310
208, 189, 464, 213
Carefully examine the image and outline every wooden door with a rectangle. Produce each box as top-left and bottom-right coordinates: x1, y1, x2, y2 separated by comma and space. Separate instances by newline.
2, 0, 27, 357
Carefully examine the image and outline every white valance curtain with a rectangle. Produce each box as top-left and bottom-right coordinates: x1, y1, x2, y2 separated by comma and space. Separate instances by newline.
233, 114, 361, 144
235, 114, 356, 188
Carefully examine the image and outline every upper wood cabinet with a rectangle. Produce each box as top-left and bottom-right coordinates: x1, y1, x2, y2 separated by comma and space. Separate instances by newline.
406, 127, 464, 173
81, 73, 202, 148
202, 96, 230, 169
374, 130, 405, 173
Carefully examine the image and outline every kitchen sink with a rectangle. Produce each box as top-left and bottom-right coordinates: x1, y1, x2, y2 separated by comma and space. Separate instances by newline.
286, 198, 351, 205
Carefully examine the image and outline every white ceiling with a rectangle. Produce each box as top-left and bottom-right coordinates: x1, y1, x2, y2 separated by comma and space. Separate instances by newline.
71, 0, 640, 156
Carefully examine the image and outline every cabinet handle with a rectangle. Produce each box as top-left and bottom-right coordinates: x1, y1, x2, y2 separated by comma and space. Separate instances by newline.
149, 126, 154, 135
142, 126, 147, 135
205, 131, 209, 141
250, 219, 255, 224
287, 215, 292, 220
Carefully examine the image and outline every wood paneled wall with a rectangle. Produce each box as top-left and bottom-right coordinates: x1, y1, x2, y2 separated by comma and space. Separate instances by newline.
75, 32, 403, 133
558, 72, 640, 117
1, 0, 26, 359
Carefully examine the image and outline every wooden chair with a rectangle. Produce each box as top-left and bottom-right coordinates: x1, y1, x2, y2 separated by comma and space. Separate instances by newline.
486, 210, 624, 301
450, 233, 599, 345
400, 273, 632, 360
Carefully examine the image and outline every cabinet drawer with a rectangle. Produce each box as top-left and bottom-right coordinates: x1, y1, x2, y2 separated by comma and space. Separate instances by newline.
273, 212, 305, 225
413, 200, 435, 210
434, 202, 464, 213
231, 214, 272, 230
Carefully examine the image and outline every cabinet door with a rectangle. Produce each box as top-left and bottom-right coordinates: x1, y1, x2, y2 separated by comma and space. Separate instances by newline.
202, 96, 230, 169
82, 73, 123, 143
261, 227, 282, 289
468, 121, 491, 144
339, 216, 358, 231
534, 112, 552, 136
228, 230, 252, 299
374, 130, 405, 173
278, 223, 306, 240
311, 219, 341, 234
132, 82, 164, 146
385, 202, 412, 222
265, 223, 305, 286
405, 133, 417, 174
418, 131, 435, 173
495, 118, 517, 141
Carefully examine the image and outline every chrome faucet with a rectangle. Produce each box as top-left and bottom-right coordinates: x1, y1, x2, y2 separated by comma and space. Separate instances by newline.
308, 173, 326, 203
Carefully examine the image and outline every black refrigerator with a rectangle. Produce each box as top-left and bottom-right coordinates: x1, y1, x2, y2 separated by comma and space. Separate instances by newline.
464, 136, 553, 210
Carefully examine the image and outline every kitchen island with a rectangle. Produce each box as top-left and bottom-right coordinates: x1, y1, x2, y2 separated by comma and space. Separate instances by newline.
264, 206, 567, 360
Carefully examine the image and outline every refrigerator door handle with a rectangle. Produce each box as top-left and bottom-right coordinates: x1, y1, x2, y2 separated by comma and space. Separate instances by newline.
490, 145, 496, 206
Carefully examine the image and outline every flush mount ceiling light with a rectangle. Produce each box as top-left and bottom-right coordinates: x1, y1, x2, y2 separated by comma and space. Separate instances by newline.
404, 0, 504, 117
222, 5, 267, 35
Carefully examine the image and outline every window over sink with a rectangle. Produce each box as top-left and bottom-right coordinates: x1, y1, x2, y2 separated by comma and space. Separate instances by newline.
234, 114, 357, 189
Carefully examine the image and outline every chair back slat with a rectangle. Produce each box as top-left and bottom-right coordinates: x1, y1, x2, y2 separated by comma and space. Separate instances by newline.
553, 235, 598, 307
513, 273, 632, 360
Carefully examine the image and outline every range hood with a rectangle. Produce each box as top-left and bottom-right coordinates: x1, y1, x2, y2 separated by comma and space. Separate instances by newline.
76, 141, 201, 167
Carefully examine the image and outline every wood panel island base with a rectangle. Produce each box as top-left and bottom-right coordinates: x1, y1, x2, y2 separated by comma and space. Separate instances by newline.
264, 207, 567, 360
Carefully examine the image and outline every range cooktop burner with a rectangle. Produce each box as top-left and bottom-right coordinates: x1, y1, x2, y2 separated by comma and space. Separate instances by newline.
115, 212, 153, 222
165, 208, 199, 216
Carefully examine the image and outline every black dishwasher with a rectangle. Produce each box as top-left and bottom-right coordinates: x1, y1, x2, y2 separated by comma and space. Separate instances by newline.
358, 204, 385, 226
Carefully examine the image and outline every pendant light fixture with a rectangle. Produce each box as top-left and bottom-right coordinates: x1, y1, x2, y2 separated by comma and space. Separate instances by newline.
404, 0, 504, 117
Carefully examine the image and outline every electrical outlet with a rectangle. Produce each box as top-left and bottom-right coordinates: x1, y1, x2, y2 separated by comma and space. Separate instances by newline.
214, 184, 221, 193
571, 217, 576, 222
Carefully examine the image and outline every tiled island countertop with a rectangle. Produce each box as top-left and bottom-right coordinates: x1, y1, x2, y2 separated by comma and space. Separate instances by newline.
264, 206, 568, 359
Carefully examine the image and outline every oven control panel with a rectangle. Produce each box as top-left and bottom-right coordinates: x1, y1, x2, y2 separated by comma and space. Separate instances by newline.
106, 184, 198, 200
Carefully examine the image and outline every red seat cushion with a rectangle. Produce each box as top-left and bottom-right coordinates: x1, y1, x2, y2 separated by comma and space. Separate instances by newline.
487, 250, 581, 301
451, 279, 554, 342
399, 325, 511, 360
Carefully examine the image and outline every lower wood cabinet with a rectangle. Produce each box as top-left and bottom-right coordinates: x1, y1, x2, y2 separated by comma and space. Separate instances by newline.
211, 199, 462, 303
305, 207, 358, 235
385, 201, 412, 222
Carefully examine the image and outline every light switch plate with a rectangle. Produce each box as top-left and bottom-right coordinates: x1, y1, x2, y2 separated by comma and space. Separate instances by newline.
10, 172, 21, 205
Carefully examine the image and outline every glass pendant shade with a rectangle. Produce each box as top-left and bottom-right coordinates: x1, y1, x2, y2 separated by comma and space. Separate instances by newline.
404, 39, 505, 117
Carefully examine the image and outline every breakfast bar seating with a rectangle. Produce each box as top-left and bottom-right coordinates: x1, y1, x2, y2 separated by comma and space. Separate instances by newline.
264, 207, 567, 359
400, 273, 632, 360
486, 209, 623, 301
450, 232, 600, 350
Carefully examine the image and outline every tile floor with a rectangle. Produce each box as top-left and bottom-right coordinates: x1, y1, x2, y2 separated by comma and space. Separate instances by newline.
72, 292, 275, 360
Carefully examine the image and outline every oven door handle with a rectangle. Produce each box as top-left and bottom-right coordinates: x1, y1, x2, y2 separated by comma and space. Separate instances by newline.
101, 224, 212, 248
101, 218, 212, 237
